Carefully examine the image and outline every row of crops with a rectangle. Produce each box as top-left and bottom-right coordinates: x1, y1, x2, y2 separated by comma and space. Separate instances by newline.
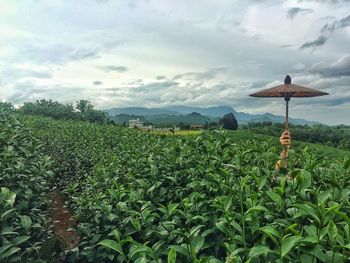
2, 112, 350, 262
0, 113, 54, 262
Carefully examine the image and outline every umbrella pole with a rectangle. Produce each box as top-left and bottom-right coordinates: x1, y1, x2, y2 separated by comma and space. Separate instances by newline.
282, 96, 291, 162
285, 99, 289, 130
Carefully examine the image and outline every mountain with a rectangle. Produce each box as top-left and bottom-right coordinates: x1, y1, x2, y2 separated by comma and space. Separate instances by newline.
111, 112, 211, 125
105, 107, 178, 116
165, 106, 235, 117
104, 106, 318, 125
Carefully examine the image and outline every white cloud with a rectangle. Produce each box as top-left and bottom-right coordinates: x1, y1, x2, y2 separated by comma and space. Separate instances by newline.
0, 0, 349, 124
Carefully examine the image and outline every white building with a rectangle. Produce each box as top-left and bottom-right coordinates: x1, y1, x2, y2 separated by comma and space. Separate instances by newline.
128, 118, 144, 128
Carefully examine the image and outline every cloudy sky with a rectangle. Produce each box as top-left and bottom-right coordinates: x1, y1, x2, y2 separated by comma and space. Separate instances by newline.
1, 0, 349, 124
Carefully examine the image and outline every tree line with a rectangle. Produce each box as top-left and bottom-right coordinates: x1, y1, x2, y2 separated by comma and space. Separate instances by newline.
0, 100, 107, 123
243, 121, 350, 150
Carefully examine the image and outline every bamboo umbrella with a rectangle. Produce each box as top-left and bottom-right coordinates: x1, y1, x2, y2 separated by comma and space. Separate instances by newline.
249, 75, 329, 131
249, 75, 329, 170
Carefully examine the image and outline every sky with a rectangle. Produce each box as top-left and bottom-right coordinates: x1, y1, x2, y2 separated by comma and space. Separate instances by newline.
0, 0, 349, 125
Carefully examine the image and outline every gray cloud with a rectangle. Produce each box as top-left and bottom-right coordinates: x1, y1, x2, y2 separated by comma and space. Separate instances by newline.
324, 95, 350, 106
69, 49, 99, 61
7, 81, 86, 105
308, 54, 350, 77
7, 82, 48, 104
173, 67, 228, 81
301, 14, 350, 49
132, 81, 179, 93
15, 43, 100, 65
0, 67, 52, 84
321, 14, 350, 33
93, 80, 103, 85
287, 7, 313, 19
98, 65, 128, 73
300, 35, 328, 49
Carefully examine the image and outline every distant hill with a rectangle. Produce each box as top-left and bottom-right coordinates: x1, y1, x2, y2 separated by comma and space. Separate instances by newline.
111, 112, 211, 125
111, 114, 147, 124
165, 106, 235, 117
105, 106, 319, 125
105, 107, 178, 116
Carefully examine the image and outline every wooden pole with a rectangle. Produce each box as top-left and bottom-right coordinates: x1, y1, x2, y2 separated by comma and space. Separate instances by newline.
284, 96, 290, 153
285, 99, 289, 130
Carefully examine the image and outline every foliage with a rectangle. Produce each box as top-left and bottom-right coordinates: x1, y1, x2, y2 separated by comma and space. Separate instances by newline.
0, 102, 15, 113
243, 122, 350, 150
18, 99, 107, 123
219, 113, 238, 130
22, 115, 350, 262
226, 129, 350, 161
0, 113, 54, 262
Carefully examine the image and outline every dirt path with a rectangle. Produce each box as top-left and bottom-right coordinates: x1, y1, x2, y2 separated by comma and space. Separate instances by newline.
49, 191, 80, 249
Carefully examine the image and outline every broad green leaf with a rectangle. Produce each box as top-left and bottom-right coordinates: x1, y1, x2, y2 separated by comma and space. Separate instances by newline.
1, 208, 16, 219
170, 245, 190, 258
230, 220, 242, 234
129, 245, 156, 260
110, 229, 121, 242
245, 205, 268, 215
281, 236, 301, 258
224, 195, 233, 211
296, 170, 312, 191
260, 225, 280, 239
135, 257, 147, 263
260, 226, 280, 246
1, 187, 16, 207
20, 215, 32, 230
318, 190, 332, 204
300, 236, 318, 244
293, 203, 320, 224
168, 247, 176, 263
191, 235, 204, 254
0, 247, 20, 259
216, 220, 231, 237
249, 245, 271, 258
300, 254, 314, 263
327, 221, 338, 242
168, 203, 179, 215
190, 225, 205, 237
12, 236, 30, 246
306, 245, 328, 262
98, 239, 124, 256
265, 191, 283, 208
0, 244, 13, 256
131, 218, 141, 232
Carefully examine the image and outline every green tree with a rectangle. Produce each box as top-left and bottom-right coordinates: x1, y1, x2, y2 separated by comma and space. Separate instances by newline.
76, 100, 94, 118
0, 101, 14, 112
219, 112, 238, 130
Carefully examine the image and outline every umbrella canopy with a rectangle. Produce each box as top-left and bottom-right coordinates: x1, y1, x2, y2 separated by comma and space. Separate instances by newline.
249, 75, 329, 173
249, 75, 329, 131
250, 75, 329, 101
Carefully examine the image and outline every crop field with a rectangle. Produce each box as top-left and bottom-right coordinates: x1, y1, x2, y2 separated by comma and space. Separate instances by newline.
228, 130, 350, 161
150, 130, 203, 136
1, 112, 350, 262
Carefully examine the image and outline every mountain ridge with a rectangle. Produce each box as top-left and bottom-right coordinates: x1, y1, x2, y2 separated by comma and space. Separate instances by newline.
104, 106, 319, 125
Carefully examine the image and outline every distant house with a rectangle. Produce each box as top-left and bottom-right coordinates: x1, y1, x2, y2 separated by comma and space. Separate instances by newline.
129, 118, 144, 128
